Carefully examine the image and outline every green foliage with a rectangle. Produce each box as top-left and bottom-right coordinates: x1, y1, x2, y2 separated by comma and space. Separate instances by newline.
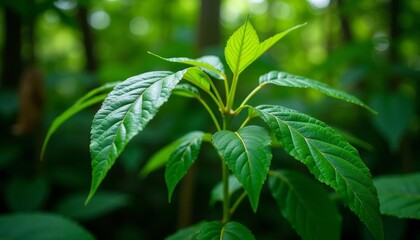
197, 221, 255, 240
370, 92, 414, 151
165, 131, 204, 201
251, 104, 383, 240
43, 19, 390, 239
5, 177, 49, 212
259, 71, 375, 113
41, 82, 119, 160
224, 19, 305, 78
213, 126, 272, 211
0, 213, 95, 240
148, 52, 226, 80
374, 173, 420, 219
55, 191, 129, 221
269, 170, 342, 240
225, 19, 260, 77
210, 175, 242, 206
87, 70, 187, 203
165, 222, 205, 240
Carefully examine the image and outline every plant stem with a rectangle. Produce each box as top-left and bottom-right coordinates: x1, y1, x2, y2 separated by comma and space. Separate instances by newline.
223, 75, 230, 106
221, 115, 232, 223
196, 96, 221, 131
204, 88, 224, 112
222, 161, 230, 223
226, 75, 239, 111
229, 191, 247, 215
239, 114, 252, 129
208, 78, 224, 109
234, 82, 267, 114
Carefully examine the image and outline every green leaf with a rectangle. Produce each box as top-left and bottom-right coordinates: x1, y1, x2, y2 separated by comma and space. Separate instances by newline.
41, 82, 119, 160
254, 23, 306, 62
183, 67, 211, 91
149, 52, 225, 80
370, 92, 414, 151
5, 176, 49, 212
55, 191, 129, 221
224, 19, 260, 76
88, 70, 187, 204
139, 132, 211, 178
253, 105, 383, 240
197, 55, 226, 80
165, 131, 204, 201
212, 126, 272, 211
210, 175, 242, 206
259, 71, 375, 113
75, 82, 120, 105
374, 173, 420, 219
0, 213, 95, 240
172, 83, 200, 98
269, 170, 341, 240
197, 221, 255, 240
140, 140, 183, 178
165, 222, 205, 240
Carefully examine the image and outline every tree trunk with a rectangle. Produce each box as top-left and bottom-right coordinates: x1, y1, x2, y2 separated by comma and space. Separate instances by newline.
197, 0, 221, 53
337, 0, 352, 43
77, 6, 98, 72
1, 8, 23, 89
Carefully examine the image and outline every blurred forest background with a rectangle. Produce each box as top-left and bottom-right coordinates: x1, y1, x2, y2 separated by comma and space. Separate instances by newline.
0, 0, 419, 239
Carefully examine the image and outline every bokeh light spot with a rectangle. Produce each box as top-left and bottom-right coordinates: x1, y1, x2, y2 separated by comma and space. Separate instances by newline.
308, 0, 330, 9
54, 0, 77, 10
249, 0, 268, 15
271, 1, 293, 20
89, 10, 111, 30
372, 32, 390, 52
130, 17, 150, 36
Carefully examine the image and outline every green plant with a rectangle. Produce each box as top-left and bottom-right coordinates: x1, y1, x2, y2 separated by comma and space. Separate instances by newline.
42, 19, 385, 239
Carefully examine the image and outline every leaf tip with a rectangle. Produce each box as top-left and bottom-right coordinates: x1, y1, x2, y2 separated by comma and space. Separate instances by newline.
84, 193, 93, 206
291, 22, 308, 31
40, 143, 47, 161
85, 182, 99, 206
249, 195, 259, 213
147, 51, 159, 58
167, 191, 173, 204
370, 108, 379, 115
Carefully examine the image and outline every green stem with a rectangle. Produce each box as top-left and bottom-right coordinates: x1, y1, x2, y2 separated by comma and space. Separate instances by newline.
208, 79, 225, 110
221, 115, 232, 223
203, 88, 224, 113
223, 75, 230, 107
226, 75, 239, 111
222, 160, 230, 223
229, 191, 247, 215
196, 96, 221, 131
239, 114, 252, 129
234, 82, 267, 115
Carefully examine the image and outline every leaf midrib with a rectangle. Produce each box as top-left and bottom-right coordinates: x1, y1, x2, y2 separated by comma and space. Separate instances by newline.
169, 138, 199, 179
234, 131, 254, 191
96, 79, 164, 165
233, 22, 250, 77
263, 110, 370, 218
285, 122, 370, 219
271, 172, 321, 225
219, 224, 225, 240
